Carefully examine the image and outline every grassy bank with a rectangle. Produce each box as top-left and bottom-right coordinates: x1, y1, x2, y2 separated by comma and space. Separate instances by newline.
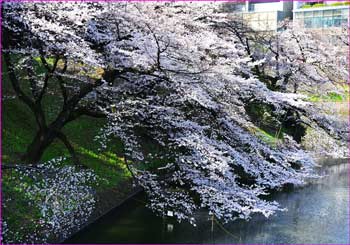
2, 62, 132, 242
2, 86, 131, 189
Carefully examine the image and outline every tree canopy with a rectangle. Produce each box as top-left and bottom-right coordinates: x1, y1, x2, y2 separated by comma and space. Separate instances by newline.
2, 2, 347, 226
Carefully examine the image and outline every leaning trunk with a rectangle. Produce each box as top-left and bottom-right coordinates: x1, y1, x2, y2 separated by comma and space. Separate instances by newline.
23, 129, 56, 164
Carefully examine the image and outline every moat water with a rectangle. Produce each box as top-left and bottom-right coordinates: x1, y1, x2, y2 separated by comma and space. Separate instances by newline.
66, 161, 349, 244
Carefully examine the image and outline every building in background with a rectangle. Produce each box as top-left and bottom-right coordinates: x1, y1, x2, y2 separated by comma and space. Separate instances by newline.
221, 1, 293, 31
293, 1, 349, 29
221, 1, 349, 31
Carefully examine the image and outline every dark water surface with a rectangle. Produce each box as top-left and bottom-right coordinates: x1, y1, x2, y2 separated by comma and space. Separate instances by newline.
66, 162, 349, 244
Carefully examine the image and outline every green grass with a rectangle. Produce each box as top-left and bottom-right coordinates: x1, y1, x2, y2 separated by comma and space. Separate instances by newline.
2, 98, 130, 241
306, 92, 346, 102
255, 127, 280, 147
2, 169, 44, 243
2, 55, 131, 189
2, 57, 133, 242
2, 55, 177, 242
3, 97, 131, 189
247, 126, 281, 147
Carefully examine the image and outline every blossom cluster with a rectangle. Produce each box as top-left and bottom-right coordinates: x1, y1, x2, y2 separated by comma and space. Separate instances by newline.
2, 157, 97, 243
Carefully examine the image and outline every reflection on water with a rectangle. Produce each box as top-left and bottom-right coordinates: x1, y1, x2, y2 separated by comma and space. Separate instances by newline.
66, 163, 349, 244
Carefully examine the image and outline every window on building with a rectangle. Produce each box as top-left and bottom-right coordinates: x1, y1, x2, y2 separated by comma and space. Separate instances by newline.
313, 17, 323, 28
333, 18, 341, 27
341, 9, 348, 14
313, 10, 322, 17
323, 17, 333, 27
323, 10, 333, 16
304, 18, 312, 28
304, 11, 313, 17
295, 12, 304, 19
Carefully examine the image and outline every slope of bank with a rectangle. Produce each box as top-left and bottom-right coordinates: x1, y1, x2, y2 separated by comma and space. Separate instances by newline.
2, 82, 134, 243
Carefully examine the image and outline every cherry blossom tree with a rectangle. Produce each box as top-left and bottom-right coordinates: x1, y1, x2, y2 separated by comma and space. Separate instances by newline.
271, 21, 348, 93
3, 2, 343, 227
89, 2, 321, 224
3, 2, 108, 164
212, 18, 348, 93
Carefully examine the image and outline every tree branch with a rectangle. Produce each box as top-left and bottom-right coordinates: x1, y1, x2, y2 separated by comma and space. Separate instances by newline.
3, 53, 36, 110
26, 57, 40, 99
66, 106, 106, 123
49, 79, 104, 131
56, 59, 69, 106
2, 163, 41, 171
55, 131, 81, 165
37, 55, 60, 102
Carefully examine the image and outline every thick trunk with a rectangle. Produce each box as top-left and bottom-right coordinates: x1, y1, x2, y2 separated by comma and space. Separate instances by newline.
23, 107, 104, 165
23, 127, 83, 165
23, 129, 56, 164
5, 41, 106, 165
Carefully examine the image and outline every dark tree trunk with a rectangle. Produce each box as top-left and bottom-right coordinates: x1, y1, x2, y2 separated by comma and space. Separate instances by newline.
23, 129, 56, 164
23, 126, 82, 165
4, 44, 107, 165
